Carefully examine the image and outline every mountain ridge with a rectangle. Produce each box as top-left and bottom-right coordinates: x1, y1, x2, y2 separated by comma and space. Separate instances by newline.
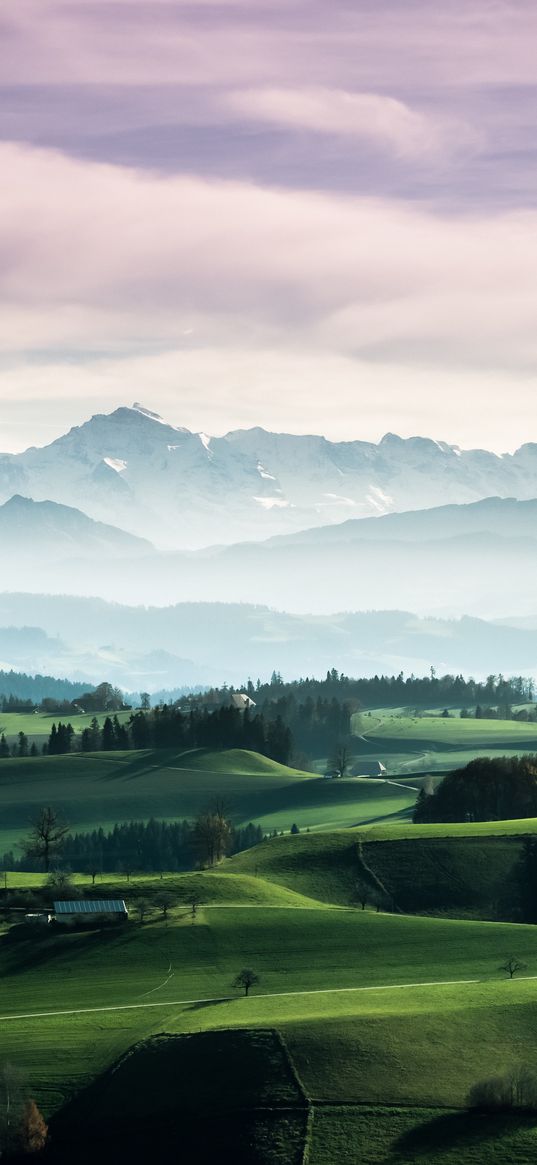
0, 595, 536, 689
0, 494, 153, 559
2, 402, 537, 548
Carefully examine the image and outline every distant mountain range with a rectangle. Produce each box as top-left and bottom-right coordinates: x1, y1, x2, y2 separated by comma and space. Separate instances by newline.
2, 493, 536, 619
3, 402, 537, 548
0, 495, 151, 560
0, 596, 537, 689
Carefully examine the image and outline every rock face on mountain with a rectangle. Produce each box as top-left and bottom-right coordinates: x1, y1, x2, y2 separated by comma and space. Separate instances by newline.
1, 402, 537, 548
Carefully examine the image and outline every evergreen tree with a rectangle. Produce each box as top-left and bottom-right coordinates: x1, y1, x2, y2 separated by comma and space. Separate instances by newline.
101, 716, 115, 751
17, 732, 29, 758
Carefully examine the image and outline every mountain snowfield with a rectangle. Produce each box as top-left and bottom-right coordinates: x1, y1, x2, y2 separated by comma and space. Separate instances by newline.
2, 402, 537, 548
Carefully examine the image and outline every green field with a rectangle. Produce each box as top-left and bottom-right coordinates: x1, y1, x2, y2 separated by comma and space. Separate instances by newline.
226, 825, 533, 919
2, 725, 537, 1160
351, 710, 537, 774
0, 710, 132, 745
0, 747, 419, 853
3, 879, 537, 1161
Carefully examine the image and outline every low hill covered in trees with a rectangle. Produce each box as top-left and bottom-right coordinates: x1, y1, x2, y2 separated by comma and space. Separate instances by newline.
414, 756, 537, 824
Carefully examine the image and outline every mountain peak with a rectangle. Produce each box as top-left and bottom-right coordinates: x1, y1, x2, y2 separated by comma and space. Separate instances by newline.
131, 402, 166, 424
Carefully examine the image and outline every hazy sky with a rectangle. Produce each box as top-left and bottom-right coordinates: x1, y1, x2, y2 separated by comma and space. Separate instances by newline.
2, 0, 537, 452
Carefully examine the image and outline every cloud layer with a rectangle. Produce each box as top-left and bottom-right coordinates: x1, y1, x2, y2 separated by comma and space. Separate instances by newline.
1, 1, 537, 451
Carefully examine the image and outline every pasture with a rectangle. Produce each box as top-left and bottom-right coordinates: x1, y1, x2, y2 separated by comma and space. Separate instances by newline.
2, 888, 537, 1162
1, 727, 537, 1160
0, 748, 418, 853
0, 709, 132, 744
2, 808, 537, 1165
351, 710, 537, 774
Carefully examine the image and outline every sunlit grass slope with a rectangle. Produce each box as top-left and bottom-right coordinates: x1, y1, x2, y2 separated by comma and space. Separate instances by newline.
0, 710, 132, 744
4, 904, 537, 1117
224, 831, 361, 903
351, 710, 537, 774
0, 748, 417, 852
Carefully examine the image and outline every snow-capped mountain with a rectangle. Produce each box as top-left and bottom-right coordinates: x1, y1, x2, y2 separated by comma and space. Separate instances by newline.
2, 402, 537, 548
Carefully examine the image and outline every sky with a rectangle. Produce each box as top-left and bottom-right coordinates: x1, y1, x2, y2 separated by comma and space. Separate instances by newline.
1, 0, 537, 452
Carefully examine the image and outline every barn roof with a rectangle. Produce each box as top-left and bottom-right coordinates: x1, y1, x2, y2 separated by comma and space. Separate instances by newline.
53, 899, 127, 914
231, 693, 256, 709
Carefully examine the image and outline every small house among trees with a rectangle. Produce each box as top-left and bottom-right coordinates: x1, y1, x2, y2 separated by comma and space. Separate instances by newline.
351, 761, 387, 778
230, 693, 257, 711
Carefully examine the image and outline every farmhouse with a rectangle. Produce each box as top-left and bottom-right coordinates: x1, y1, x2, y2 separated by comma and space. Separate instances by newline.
231, 693, 256, 710
53, 899, 128, 924
351, 761, 387, 778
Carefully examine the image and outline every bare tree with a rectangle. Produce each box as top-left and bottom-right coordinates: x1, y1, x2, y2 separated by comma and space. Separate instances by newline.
232, 968, 260, 997
194, 799, 232, 867
352, 878, 371, 910
134, 897, 151, 925
330, 745, 350, 779
188, 894, 201, 920
500, 955, 527, 979
154, 891, 176, 924
22, 807, 69, 872
468, 1065, 537, 1111
46, 869, 79, 899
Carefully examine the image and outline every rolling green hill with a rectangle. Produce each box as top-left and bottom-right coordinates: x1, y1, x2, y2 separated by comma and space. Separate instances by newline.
225, 823, 536, 919
351, 710, 537, 774
1, 829, 537, 1164
0, 748, 418, 852
3, 896, 537, 1162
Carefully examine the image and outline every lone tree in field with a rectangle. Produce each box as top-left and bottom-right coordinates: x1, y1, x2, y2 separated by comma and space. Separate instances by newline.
232, 968, 260, 997
352, 877, 372, 911
500, 955, 527, 979
155, 891, 176, 924
330, 744, 350, 779
188, 894, 201, 919
46, 869, 79, 899
134, 897, 151, 925
22, 807, 70, 873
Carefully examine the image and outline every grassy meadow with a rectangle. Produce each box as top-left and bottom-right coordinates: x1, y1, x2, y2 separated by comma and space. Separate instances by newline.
351, 709, 537, 774
3, 879, 537, 1161
1, 714, 537, 1160
0, 747, 419, 853
0, 709, 132, 745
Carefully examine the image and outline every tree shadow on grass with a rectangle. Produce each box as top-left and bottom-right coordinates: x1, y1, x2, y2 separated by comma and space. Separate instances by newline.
2, 919, 135, 974
181, 996, 233, 1013
95, 750, 189, 784
394, 1110, 537, 1156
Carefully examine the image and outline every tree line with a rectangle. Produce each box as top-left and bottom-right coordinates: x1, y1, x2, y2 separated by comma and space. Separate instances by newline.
3, 809, 265, 874
414, 756, 537, 824
0, 670, 91, 706
169, 670, 535, 755
172, 669, 534, 713
0, 705, 294, 765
